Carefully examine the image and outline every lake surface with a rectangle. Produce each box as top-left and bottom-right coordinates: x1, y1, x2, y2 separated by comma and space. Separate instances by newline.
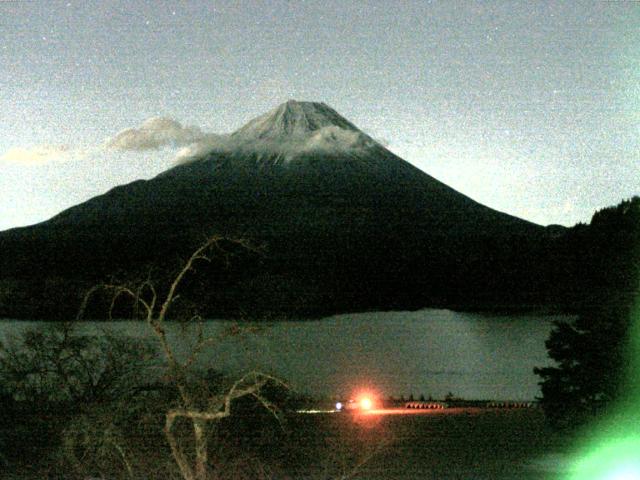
0, 309, 567, 401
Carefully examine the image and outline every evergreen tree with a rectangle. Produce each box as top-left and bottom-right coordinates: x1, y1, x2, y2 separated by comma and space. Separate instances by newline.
535, 301, 632, 427
535, 198, 639, 428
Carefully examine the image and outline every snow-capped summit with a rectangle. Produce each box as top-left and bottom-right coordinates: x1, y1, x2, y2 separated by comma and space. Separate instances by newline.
175, 100, 378, 163
175, 100, 378, 162
231, 100, 362, 142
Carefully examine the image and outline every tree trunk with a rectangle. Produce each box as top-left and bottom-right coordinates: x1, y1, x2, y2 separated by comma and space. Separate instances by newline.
194, 418, 209, 480
165, 414, 195, 480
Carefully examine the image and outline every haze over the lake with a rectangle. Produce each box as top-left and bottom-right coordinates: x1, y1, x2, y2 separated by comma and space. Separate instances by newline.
1, 0, 638, 231
0, 310, 560, 400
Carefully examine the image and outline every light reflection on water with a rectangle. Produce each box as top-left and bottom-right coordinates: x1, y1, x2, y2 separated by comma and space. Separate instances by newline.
0, 309, 566, 400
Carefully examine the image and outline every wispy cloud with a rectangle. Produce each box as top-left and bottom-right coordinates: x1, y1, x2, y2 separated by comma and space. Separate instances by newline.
0, 145, 84, 165
2, 115, 379, 168
1, 116, 208, 166
174, 133, 229, 162
174, 125, 377, 164
106, 117, 206, 151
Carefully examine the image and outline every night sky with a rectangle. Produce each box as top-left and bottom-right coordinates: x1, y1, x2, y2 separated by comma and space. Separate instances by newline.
1, 0, 638, 231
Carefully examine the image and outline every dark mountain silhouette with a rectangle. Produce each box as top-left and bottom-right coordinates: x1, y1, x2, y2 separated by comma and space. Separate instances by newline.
0, 101, 595, 320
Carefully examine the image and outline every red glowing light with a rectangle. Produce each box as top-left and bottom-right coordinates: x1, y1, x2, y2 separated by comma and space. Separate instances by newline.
360, 397, 373, 410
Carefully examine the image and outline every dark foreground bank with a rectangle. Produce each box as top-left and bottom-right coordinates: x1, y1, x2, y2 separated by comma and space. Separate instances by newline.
290, 408, 570, 480
3, 406, 574, 479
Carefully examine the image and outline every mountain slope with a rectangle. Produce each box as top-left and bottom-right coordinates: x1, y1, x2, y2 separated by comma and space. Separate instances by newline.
47, 101, 538, 236
0, 101, 556, 319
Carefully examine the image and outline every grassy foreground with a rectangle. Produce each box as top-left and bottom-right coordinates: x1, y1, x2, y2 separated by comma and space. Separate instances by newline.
3, 405, 574, 479
286, 408, 570, 480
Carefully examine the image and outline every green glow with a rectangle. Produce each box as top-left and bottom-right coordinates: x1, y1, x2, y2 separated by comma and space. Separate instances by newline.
565, 297, 640, 480
568, 438, 640, 480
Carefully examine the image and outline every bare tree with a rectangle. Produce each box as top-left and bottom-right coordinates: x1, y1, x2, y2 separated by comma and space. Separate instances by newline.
78, 235, 284, 480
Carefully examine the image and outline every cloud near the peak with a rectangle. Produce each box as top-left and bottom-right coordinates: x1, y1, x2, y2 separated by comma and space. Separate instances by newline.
0, 145, 83, 164
302, 126, 374, 153
106, 117, 206, 151
174, 126, 378, 165
174, 133, 230, 162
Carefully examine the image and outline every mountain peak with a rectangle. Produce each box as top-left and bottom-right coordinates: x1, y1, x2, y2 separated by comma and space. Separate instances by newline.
173, 101, 378, 164
232, 100, 360, 142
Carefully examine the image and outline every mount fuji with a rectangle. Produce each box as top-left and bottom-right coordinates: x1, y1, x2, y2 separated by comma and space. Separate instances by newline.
0, 101, 557, 319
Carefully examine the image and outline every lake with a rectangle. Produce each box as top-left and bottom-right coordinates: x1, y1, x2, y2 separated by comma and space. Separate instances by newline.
0, 309, 566, 401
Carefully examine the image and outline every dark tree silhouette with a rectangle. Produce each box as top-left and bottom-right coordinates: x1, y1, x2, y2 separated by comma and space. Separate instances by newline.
535, 302, 633, 427
535, 197, 639, 428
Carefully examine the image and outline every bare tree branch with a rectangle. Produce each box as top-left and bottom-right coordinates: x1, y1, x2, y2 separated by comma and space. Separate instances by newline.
76, 235, 276, 480
158, 235, 224, 322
